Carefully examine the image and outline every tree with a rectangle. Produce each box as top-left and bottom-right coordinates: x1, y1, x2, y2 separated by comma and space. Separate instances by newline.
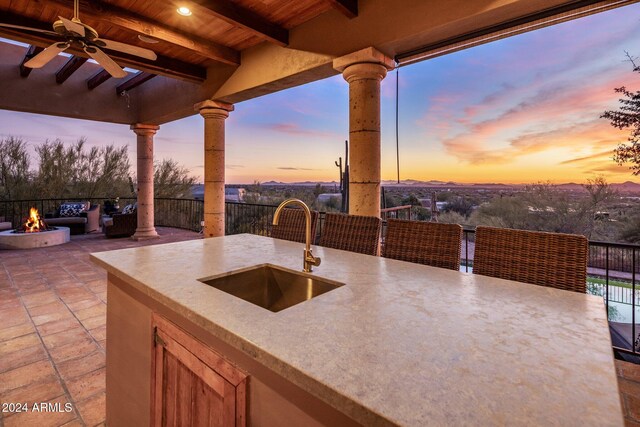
438, 210, 466, 225
0, 137, 32, 200
581, 177, 619, 239
411, 206, 430, 221
243, 181, 263, 204
437, 191, 453, 202
35, 138, 131, 198
469, 196, 530, 229
602, 53, 640, 174
323, 195, 340, 211
619, 213, 640, 243
518, 182, 576, 233
383, 192, 400, 208
154, 159, 197, 198
443, 195, 477, 217
247, 180, 262, 194
35, 139, 74, 197
584, 176, 617, 207
401, 193, 421, 206
468, 180, 622, 240
313, 183, 326, 198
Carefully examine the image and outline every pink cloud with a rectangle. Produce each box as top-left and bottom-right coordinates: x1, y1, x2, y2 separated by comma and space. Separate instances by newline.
436, 67, 633, 164
588, 163, 630, 174
263, 123, 337, 138
560, 150, 614, 165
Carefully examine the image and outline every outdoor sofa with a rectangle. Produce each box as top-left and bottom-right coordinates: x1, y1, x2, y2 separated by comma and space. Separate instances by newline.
44, 202, 100, 235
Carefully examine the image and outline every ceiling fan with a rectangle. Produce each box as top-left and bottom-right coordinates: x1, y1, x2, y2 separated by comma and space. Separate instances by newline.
0, 0, 157, 78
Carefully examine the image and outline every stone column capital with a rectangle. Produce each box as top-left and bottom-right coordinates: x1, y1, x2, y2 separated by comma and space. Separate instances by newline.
342, 63, 389, 83
130, 123, 160, 136
333, 47, 395, 74
195, 100, 234, 120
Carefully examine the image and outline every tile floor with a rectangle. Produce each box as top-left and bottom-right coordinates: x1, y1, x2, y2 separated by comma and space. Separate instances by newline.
0, 227, 200, 427
1, 227, 640, 426
618, 359, 640, 426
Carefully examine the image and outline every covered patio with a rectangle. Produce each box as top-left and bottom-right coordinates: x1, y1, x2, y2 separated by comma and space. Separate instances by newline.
1, 0, 630, 237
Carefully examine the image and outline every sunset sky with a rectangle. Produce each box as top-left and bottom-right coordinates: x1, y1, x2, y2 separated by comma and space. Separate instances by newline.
1, 3, 639, 184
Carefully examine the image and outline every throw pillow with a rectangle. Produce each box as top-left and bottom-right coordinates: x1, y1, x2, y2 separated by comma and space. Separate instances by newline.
122, 204, 137, 214
59, 202, 87, 217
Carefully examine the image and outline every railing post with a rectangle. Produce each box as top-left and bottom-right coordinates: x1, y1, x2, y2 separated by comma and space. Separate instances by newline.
465, 230, 469, 273
633, 247, 637, 354
606, 245, 610, 320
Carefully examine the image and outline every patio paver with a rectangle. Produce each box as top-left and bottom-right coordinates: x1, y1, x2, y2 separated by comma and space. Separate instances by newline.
0, 227, 200, 427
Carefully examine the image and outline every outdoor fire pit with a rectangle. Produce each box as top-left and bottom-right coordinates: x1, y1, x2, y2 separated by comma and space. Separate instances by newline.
0, 208, 70, 250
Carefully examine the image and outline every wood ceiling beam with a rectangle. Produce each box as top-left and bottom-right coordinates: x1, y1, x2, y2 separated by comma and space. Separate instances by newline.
115, 72, 156, 95
42, 0, 239, 65
87, 69, 112, 90
189, 0, 288, 46
19, 45, 43, 78
55, 56, 88, 84
0, 15, 207, 83
325, 0, 358, 18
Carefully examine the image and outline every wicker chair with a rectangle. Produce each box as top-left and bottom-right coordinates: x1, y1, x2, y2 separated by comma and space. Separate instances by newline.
271, 208, 319, 244
104, 212, 137, 238
319, 213, 382, 256
473, 226, 588, 293
383, 219, 462, 270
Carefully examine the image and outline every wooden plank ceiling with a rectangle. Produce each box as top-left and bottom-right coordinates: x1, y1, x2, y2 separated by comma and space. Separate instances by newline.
0, 0, 357, 86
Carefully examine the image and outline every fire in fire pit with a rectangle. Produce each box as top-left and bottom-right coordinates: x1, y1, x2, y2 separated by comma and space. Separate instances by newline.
21, 207, 49, 233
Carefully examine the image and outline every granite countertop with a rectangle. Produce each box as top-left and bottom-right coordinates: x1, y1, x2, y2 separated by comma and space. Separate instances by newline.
90, 234, 623, 426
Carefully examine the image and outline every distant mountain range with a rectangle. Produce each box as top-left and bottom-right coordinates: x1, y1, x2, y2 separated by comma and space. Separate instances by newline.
238, 179, 640, 192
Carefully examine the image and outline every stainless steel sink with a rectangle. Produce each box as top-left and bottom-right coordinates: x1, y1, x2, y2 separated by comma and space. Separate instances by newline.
198, 264, 344, 313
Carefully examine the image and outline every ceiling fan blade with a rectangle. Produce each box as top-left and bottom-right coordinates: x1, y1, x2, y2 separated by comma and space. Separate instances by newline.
84, 46, 127, 78
0, 23, 58, 36
58, 16, 85, 37
24, 42, 70, 68
95, 38, 157, 61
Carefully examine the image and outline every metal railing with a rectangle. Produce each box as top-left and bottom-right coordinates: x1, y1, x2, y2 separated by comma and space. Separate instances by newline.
381, 205, 412, 220
154, 198, 203, 231
3, 198, 639, 356
225, 201, 277, 236
225, 202, 333, 239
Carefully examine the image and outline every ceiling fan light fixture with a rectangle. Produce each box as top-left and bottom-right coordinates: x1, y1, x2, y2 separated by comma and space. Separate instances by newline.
0, 0, 157, 71
177, 6, 192, 16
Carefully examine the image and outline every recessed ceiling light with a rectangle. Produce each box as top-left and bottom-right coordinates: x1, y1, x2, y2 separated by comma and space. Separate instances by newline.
177, 6, 192, 16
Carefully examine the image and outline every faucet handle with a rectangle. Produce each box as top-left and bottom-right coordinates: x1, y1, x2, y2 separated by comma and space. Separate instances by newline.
304, 249, 321, 270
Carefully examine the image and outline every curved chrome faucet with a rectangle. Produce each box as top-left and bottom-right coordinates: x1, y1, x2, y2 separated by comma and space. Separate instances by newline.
273, 199, 321, 272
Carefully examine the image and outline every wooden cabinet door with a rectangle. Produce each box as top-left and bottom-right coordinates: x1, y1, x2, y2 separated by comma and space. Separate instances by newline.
151, 315, 247, 427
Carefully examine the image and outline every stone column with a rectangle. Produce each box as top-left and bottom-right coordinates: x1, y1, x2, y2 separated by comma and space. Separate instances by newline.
131, 123, 159, 240
334, 47, 394, 217
195, 100, 234, 238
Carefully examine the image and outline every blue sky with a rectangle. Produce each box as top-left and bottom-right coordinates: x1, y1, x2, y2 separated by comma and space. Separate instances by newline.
1, 3, 639, 184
